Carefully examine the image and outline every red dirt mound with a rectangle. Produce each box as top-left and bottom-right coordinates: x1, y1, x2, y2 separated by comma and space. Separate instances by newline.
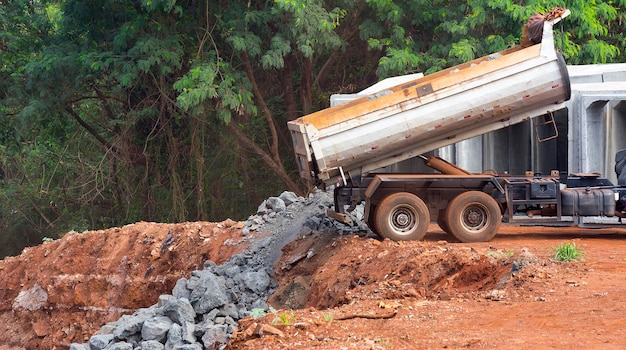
0, 220, 247, 349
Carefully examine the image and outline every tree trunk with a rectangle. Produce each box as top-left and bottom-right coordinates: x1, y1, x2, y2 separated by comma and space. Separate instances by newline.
283, 55, 300, 121
228, 123, 303, 196
191, 118, 206, 221
238, 50, 304, 195
240, 51, 282, 166
301, 57, 313, 114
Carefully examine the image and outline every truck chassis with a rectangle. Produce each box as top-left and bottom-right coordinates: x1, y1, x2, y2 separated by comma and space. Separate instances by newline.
331, 158, 626, 242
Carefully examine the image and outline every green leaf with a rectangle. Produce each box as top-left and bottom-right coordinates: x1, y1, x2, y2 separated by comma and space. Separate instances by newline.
449, 39, 476, 62
217, 108, 232, 124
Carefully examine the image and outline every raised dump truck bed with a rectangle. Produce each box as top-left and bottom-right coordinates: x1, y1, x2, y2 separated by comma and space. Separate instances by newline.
289, 13, 570, 186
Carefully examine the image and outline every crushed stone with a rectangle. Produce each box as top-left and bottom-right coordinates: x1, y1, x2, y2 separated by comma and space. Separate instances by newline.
70, 188, 371, 350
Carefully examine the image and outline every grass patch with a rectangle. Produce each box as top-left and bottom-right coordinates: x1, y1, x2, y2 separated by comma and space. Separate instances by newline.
272, 310, 296, 326
552, 241, 585, 262
321, 311, 333, 322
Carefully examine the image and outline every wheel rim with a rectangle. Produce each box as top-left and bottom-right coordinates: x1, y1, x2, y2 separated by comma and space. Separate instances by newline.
461, 203, 489, 232
388, 204, 418, 236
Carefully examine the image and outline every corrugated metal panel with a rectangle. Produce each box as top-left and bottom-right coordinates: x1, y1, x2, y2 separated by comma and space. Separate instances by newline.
444, 65, 626, 184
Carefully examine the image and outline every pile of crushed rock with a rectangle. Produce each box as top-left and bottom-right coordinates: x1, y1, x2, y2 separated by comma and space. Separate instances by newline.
70, 188, 369, 350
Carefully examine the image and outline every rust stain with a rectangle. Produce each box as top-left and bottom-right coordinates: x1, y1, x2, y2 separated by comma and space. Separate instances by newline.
294, 45, 541, 131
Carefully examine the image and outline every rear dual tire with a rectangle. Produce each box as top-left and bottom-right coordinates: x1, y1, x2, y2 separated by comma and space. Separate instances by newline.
371, 191, 500, 243
437, 208, 451, 234
444, 191, 501, 243
373, 192, 429, 241
616, 149, 626, 185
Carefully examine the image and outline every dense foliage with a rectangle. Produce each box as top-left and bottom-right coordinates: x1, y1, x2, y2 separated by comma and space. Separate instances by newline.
1, 0, 624, 257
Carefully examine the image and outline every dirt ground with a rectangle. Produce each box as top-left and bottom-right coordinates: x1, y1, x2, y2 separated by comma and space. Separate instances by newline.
230, 225, 626, 350
2, 221, 626, 349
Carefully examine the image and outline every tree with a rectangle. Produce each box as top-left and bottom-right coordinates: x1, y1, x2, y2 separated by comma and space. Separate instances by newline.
360, 0, 623, 78
1, 0, 623, 257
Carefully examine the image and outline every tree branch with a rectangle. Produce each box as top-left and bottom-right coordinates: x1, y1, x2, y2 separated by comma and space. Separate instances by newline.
314, 18, 360, 89
93, 85, 118, 122
240, 50, 282, 166
64, 105, 117, 152
227, 123, 303, 196
32, 204, 54, 229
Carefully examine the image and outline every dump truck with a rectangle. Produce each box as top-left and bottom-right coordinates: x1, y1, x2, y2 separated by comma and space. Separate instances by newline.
288, 9, 626, 242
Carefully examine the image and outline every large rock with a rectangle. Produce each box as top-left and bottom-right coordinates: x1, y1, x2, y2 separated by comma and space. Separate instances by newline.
140, 340, 165, 350
162, 298, 195, 325
88, 334, 114, 350
181, 321, 196, 344
141, 316, 172, 342
189, 271, 229, 314
242, 270, 270, 294
279, 191, 301, 206
201, 325, 229, 350
164, 323, 182, 350
106, 342, 134, 350
113, 313, 151, 340
12, 284, 48, 312
172, 279, 191, 300
265, 197, 286, 213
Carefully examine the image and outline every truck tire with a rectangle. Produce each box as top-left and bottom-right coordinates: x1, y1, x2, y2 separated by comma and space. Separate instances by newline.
374, 192, 429, 241
616, 149, 626, 185
445, 191, 501, 243
437, 208, 452, 234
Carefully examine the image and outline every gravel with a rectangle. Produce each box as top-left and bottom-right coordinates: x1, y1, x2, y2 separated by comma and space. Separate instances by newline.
70, 189, 370, 350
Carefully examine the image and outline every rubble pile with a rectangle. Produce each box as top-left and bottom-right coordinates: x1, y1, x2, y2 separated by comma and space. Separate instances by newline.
70, 189, 369, 350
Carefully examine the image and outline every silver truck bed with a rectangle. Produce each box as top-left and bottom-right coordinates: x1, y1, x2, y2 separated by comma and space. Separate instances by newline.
289, 13, 571, 186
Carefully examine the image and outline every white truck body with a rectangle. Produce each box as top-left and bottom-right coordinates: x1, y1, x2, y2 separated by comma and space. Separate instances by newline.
289, 13, 571, 186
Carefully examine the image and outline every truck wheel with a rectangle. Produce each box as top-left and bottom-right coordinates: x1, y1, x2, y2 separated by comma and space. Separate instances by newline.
616, 149, 626, 185
437, 208, 451, 234
374, 192, 429, 241
445, 191, 501, 243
